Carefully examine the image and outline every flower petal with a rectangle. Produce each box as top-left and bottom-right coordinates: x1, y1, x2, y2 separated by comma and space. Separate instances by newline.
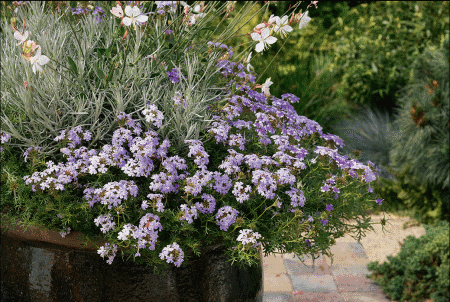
122, 17, 132, 27
135, 14, 148, 24
251, 32, 261, 42
37, 55, 50, 65
255, 42, 264, 53
283, 25, 293, 33
261, 28, 270, 40
130, 6, 141, 17
265, 36, 277, 45
124, 5, 133, 17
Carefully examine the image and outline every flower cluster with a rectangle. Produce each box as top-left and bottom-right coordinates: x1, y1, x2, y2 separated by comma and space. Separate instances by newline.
236, 229, 262, 248
159, 242, 184, 267
2, 1, 384, 270
250, 11, 311, 53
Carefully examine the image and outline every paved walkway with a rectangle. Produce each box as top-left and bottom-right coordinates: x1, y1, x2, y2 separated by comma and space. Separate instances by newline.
261, 213, 426, 302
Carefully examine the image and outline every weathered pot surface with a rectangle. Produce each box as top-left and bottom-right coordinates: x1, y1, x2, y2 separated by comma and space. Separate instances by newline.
1, 221, 264, 302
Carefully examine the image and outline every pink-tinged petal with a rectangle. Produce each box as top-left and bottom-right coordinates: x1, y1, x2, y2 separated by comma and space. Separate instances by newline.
135, 14, 148, 24
124, 5, 133, 17
265, 36, 277, 45
122, 17, 132, 27
110, 5, 123, 18
255, 42, 264, 53
250, 32, 261, 42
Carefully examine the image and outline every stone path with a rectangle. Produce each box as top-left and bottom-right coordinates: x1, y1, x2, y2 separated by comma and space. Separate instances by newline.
261, 213, 426, 302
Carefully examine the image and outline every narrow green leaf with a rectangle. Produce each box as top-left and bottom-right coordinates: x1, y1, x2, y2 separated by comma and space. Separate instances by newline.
67, 56, 78, 75
95, 62, 105, 80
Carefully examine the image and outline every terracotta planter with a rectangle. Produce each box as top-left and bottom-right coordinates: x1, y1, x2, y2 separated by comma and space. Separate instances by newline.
0, 221, 264, 301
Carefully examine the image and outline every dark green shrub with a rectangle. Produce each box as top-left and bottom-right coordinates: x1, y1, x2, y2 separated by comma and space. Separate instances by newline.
326, 1, 449, 113
367, 221, 450, 302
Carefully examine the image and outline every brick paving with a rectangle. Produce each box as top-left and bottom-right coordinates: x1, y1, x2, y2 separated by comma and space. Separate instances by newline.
261, 243, 390, 302
261, 214, 427, 302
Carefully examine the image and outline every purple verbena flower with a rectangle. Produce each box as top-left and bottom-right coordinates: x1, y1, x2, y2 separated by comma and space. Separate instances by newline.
236, 229, 262, 247
195, 193, 216, 214
179, 204, 198, 224
97, 243, 118, 265
215, 206, 239, 231
159, 242, 184, 267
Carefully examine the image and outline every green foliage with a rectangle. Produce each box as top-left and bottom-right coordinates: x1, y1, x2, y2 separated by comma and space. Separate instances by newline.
390, 37, 450, 191
325, 1, 449, 112
367, 221, 450, 302
373, 165, 450, 225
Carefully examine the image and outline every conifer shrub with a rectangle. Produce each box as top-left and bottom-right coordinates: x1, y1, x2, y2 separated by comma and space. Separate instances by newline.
367, 221, 450, 302
387, 36, 449, 223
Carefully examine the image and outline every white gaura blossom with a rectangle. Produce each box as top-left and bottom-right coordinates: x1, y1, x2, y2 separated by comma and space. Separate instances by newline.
110, 4, 124, 18
122, 6, 148, 27
244, 52, 254, 72
298, 11, 311, 29
29, 46, 50, 74
256, 78, 273, 97
13, 30, 29, 46
251, 28, 277, 53
274, 15, 293, 37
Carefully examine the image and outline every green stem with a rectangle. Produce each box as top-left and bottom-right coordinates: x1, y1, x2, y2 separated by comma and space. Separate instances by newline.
67, 18, 84, 58
256, 200, 277, 221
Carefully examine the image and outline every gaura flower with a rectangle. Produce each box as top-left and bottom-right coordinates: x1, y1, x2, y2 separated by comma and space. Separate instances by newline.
21, 39, 38, 58
251, 28, 277, 53
244, 52, 254, 72
255, 78, 273, 97
110, 4, 124, 18
13, 30, 29, 46
29, 46, 49, 74
274, 15, 293, 38
122, 6, 148, 27
298, 11, 311, 29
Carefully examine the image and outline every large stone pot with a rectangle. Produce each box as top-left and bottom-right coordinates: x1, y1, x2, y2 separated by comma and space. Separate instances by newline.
0, 221, 264, 301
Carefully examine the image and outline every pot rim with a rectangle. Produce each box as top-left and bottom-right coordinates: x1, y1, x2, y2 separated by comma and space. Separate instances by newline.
0, 217, 106, 250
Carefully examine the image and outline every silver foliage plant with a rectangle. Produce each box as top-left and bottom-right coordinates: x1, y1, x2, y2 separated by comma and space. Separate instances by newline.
1, 1, 255, 154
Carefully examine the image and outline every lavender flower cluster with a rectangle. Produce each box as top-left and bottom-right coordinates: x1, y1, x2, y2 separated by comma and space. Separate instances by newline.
15, 41, 381, 268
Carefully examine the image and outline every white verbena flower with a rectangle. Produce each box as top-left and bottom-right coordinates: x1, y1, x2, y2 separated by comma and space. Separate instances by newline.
274, 15, 293, 38
29, 46, 50, 74
122, 6, 148, 27
250, 28, 277, 53
298, 11, 311, 29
